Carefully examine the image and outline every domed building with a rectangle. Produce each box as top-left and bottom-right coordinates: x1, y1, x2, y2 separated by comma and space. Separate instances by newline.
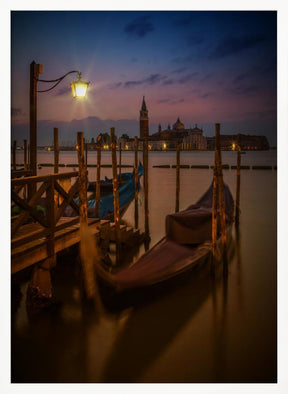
149, 117, 207, 150
172, 117, 185, 131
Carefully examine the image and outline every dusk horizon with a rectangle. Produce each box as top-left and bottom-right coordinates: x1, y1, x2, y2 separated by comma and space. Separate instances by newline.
11, 11, 277, 146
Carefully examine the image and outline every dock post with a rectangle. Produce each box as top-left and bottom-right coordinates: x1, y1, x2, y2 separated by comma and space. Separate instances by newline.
119, 142, 122, 180
211, 152, 218, 273
215, 123, 227, 271
54, 127, 59, 174
85, 138, 88, 168
134, 136, 139, 229
24, 139, 28, 171
95, 135, 102, 218
111, 127, 121, 264
23, 139, 28, 199
27, 176, 56, 307
175, 143, 180, 213
12, 140, 16, 170
77, 132, 88, 224
235, 133, 241, 227
143, 134, 150, 242
77, 132, 100, 301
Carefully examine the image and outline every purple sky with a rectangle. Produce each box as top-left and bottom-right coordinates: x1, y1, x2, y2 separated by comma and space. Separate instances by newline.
11, 11, 277, 145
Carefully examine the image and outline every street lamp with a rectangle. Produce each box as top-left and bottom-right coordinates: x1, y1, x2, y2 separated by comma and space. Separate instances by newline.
29, 60, 90, 178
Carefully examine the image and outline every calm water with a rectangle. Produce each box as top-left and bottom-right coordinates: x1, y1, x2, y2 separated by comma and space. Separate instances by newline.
11, 150, 277, 383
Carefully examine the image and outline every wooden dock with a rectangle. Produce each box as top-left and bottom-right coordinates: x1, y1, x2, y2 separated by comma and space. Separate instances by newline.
11, 171, 142, 277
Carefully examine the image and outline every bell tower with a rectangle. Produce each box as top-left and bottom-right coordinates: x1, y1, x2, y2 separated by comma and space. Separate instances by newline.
140, 96, 149, 139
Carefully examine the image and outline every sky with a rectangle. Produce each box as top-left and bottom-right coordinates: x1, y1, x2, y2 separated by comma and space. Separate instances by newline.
11, 10, 277, 145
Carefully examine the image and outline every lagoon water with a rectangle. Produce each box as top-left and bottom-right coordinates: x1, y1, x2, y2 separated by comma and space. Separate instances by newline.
11, 149, 277, 383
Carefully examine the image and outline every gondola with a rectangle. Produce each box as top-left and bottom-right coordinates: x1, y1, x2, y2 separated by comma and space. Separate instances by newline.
64, 163, 143, 219
95, 181, 235, 303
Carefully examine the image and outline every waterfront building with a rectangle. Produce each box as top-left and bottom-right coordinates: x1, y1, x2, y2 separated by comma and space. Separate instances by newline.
206, 134, 270, 151
149, 118, 207, 150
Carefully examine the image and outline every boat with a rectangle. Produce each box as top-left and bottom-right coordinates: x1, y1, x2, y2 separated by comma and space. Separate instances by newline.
95, 182, 235, 302
87, 169, 137, 196
65, 163, 143, 220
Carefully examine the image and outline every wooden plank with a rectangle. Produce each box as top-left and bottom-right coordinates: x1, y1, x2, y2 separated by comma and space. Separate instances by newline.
11, 172, 78, 187
54, 179, 80, 221
11, 218, 101, 274
11, 181, 49, 236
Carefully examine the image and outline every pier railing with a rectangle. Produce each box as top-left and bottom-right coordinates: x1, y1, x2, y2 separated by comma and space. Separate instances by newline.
11, 172, 81, 250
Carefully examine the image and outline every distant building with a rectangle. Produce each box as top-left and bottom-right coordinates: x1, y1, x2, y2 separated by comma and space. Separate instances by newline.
207, 134, 270, 151
149, 118, 207, 150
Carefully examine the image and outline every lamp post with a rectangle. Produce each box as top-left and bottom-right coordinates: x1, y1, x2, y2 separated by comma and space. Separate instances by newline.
29, 60, 89, 178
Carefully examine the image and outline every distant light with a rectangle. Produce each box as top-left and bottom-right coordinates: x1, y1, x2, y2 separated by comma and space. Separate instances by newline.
70, 74, 90, 98
163, 142, 167, 150
232, 143, 236, 151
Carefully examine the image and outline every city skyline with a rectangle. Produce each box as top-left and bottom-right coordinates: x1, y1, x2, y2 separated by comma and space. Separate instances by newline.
11, 10, 277, 145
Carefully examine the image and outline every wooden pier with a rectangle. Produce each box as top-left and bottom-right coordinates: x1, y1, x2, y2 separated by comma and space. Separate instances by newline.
11, 170, 142, 278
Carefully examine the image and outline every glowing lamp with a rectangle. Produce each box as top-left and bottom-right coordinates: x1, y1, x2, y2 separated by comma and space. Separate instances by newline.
70, 74, 90, 98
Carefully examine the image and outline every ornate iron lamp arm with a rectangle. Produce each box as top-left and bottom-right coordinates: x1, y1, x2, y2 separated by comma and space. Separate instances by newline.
37, 70, 81, 93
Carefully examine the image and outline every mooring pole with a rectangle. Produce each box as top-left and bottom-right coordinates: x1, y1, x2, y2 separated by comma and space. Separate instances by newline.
211, 149, 218, 272
85, 139, 88, 168
54, 127, 59, 174
119, 142, 122, 180
175, 143, 180, 213
77, 132, 88, 225
23, 139, 28, 199
215, 123, 227, 269
95, 135, 102, 218
111, 127, 120, 264
24, 139, 28, 171
134, 136, 139, 229
77, 132, 99, 301
235, 133, 241, 227
143, 134, 149, 239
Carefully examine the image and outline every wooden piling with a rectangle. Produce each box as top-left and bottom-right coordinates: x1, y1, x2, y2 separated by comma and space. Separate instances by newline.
12, 140, 16, 170
54, 127, 59, 174
24, 140, 27, 171
134, 136, 139, 229
85, 138, 88, 167
23, 139, 28, 199
77, 132, 99, 300
175, 144, 180, 213
211, 154, 218, 271
143, 134, 150, 238
235, 133, 241, 227
95, 135, 102, 218
76, 132, 88, 224
215, 123, 227, 266
119, 142, 122, 180
110, 127, 120, 263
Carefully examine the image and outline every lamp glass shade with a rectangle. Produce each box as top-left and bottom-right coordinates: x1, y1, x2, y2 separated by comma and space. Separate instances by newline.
70, 79, 89, 98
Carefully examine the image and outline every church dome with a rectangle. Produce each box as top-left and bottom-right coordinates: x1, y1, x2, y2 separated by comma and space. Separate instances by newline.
172, 117, 185, 130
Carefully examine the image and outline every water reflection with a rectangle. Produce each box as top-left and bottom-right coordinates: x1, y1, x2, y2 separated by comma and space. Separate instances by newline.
100, 260, 226, 383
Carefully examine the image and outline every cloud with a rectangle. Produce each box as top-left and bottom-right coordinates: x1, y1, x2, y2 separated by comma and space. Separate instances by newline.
108, 82, 123, 89
124, 16, 154, 38
172, 67, 188, 74
210, 34, 266, 58
111, 73, 167, 88
157, 98, 171, 104
228, 84, 259, 95
162, 79, 175, 85
124, 80, 143, 88
178, 72, 199, 84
